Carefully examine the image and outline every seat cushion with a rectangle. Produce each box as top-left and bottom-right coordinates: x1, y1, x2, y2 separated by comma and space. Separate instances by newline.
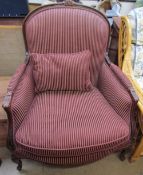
16, 88, 129, 158
31, 50, 93, 92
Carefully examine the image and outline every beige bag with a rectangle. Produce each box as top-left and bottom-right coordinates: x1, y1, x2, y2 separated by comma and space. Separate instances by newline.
96, 0, 120, 14
96, 0, 111, 14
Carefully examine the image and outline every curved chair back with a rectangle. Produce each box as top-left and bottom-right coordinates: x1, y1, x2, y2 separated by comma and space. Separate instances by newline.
23, 2, 110, 85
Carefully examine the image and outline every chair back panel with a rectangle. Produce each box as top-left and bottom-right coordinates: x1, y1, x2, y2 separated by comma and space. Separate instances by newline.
23, 4, 110, 85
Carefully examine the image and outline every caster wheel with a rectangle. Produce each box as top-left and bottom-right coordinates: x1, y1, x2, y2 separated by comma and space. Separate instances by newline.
17, 160, 22, 171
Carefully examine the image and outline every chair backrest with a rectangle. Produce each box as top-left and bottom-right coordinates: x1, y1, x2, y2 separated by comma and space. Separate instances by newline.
23, 3, 110, 85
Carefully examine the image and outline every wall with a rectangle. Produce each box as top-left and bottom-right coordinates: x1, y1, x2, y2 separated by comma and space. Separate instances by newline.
0, 27, 25, 76
120, 2, 135, 15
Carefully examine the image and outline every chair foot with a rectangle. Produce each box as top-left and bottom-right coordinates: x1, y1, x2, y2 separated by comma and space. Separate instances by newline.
11, 155, 22, 171
0, 159, 2, 166
17, 160, 22, 171
119, 150, 126, 161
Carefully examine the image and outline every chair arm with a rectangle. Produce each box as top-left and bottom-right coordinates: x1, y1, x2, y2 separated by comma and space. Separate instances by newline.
3, 64, 26, 109
2, 63, 35, 133
98, 62, 138, 127
110, 63, 138, 103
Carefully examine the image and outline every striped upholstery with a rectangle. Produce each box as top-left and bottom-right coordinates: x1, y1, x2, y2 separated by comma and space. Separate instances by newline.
15, 88, 129, 165
11, 63, 35, 134
3, 4, 137, 166
7, 61, 133, 165
98, 63, 133, 125
31, 51, 93, 92
14, 141, 128, 166
7, 64, 26, 93
23, 5, 110, 85
98, 63, 138, 141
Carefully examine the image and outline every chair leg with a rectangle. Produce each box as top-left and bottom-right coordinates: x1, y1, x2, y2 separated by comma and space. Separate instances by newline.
11, 154, 22, 171
0, 159, 2, 166
119, 150, 127, 161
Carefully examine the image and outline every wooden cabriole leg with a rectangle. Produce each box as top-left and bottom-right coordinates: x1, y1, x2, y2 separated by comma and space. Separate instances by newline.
119, 150, 128, 161
11, 154, 22, 171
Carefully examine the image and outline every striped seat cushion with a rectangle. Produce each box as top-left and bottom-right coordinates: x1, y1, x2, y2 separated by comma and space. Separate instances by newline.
15, 88, 129, 159
31, 50, 93, 92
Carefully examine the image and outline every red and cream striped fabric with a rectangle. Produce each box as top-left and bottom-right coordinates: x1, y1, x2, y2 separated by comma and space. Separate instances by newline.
15, 88, 129, 165
3, 4, 137, 166
31, 51, 93, 92
8, 61, 135, 166
98, 63, 133, 125
11, 63, 35, 134
7, 64, 26, 93
98, 63, 138, 142
14, 141, 129, 165
23, 5, 110, 85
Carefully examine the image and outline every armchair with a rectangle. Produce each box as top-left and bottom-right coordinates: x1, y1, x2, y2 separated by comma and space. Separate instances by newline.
3, 1, 138, 170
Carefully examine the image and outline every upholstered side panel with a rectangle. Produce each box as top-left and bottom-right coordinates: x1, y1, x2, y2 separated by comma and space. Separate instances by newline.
7, 64, 26, 92
98, 63, 138, 142
10, 63, 35, 134
23, 5, 110, 85
98, 63, 133, 125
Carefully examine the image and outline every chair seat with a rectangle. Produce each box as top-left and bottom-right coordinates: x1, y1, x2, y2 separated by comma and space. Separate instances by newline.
16, 88, 129, 157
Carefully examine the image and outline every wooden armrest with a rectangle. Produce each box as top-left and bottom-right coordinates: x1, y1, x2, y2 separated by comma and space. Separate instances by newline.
2, 92, 12, 109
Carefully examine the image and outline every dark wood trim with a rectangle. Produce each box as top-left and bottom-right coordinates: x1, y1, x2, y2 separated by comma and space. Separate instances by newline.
11, 154, 22, 171
0, 119, 7, 123
2, 93, 15, 150
0, 119, 8, 147
29, 2, 41, 6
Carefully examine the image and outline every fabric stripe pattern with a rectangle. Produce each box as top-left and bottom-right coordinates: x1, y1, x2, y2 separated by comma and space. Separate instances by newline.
31, 51, 93, 92
15, 88, 129, 163
23, 5, 110, 86
2, 4, 137, 166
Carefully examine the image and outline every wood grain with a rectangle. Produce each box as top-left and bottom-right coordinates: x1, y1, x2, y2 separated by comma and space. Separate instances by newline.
0, 120, 8, 146
0, 76, 11, 146
0, 76, 11, 120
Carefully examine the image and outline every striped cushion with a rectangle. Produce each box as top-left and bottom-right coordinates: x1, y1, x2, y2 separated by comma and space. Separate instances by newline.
31, 51, 93, 92
15, 88, 129, 163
